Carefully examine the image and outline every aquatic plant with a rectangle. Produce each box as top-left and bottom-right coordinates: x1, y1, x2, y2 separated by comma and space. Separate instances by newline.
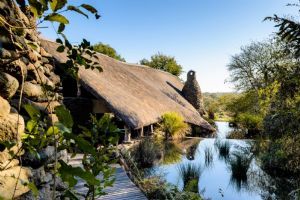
228, 152, 252, 191
204, 147, 214, 168
131, 138, 162, 168
215, 139, 231, 162
178, 163, 202, 193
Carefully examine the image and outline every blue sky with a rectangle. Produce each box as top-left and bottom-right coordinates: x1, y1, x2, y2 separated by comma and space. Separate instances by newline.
41, 0, 297, 92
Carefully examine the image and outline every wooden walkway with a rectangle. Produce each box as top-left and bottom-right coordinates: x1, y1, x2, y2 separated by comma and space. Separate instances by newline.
68, 154, 147, 200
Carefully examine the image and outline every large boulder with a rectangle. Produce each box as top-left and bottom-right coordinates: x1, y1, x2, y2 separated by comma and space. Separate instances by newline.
0, 72, 19, 98
0, 96, 10, 117
0, 113, 25, 142
0, 166, 32, 199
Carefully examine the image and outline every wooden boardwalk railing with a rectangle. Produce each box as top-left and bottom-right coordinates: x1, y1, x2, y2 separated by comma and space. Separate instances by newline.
68, 154, 147, 200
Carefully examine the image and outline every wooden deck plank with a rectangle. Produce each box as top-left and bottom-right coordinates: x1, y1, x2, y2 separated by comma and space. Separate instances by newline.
68, 154, 147, 200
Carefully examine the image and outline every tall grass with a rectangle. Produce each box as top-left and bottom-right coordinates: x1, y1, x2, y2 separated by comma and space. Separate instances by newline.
178, 163, 202, 193
204, 147, 214, 168
229, 152, 252, 191
215, 139, 231, 162
131, 137, 162, 168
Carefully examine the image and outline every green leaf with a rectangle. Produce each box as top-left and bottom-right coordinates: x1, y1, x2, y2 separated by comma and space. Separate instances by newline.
67, 6, 88, 18
56, 45, 65, 52
95, 13, 101, 19
50, 0, 67, 12
24, 104, 40, 120
28, 0, 43, 18
26, 119, 37, 133
58, 161, 78, 187
56, 38, 63, 44
81, 4, 97, 14
58, 23, 65, 33
39, 0, 48, 10
26, 182, 39, 197
44, 13, 69, 24
46, 126, 60, 136
55, 105, 73, 128
58, 160, 100, 187
75, 137, 95, 154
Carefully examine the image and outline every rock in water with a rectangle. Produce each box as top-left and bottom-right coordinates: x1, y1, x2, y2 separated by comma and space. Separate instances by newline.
182, 70, 206, 116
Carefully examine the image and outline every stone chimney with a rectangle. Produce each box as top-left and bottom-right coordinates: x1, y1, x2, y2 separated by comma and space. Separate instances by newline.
182, 70, 206, 116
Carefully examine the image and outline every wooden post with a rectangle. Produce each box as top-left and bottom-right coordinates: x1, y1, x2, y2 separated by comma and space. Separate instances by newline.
140, 127, 144, 137
124, 126, 131, 143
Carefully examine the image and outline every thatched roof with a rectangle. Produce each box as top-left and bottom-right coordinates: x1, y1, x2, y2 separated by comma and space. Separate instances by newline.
41, 40, 214, 132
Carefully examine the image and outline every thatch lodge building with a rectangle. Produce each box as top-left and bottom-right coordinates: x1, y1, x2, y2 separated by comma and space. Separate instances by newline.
41, 40, 214, 141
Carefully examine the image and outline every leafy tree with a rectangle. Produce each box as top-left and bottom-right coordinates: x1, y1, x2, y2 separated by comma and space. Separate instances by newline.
93, 43, 125, 62
140, 53, 183, 76
227, 39, 293, 92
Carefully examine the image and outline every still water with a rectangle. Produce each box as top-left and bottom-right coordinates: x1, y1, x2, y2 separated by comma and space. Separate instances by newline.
147, 122, 298, 200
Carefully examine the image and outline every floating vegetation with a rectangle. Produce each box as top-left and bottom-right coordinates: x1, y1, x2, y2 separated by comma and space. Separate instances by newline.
178, 163, 202, 193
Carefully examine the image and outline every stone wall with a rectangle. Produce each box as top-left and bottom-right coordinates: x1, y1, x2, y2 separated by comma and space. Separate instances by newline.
182, 70, 206, 116
0, 1, 67, 199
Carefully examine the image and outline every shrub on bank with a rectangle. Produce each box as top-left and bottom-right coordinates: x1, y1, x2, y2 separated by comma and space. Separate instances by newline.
140, 177, 202, 200
261, 134, 300, 176
160, 112, 189, 140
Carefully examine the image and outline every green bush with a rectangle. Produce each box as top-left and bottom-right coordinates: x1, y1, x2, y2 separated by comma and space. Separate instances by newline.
262, 134, 300, 176
140, 177, 202, 200
226, 130, 247, 139
235, 113, 263, 131
160, 112, 189, 140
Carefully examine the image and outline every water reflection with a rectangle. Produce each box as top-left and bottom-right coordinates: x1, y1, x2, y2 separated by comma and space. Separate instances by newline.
161, 141, 182, 164
214, 139, 231, 162
186, 143, 198, 160
132, 122, 300, 200
204, 147, 214, 168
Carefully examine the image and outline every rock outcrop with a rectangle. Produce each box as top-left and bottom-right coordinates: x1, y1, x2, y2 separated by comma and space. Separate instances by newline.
182, 70, 206, 116
0, 0, 66, 199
